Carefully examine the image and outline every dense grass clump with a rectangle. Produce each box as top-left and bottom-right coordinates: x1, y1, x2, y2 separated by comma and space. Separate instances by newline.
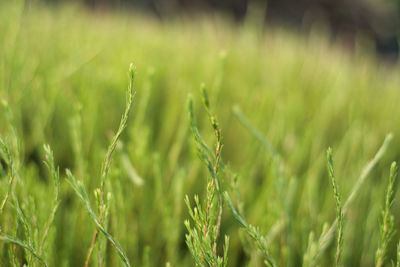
1, 1, 400, 266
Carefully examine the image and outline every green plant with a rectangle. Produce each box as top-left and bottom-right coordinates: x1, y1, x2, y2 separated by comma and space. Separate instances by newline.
185, 85, 229, 267
326, 148, 343, 266
1, 2, 400, 265
224, 192, 276, 267
0, 141, 59, 267
66, 63, 135, 267
303, 134, 393, 266
376, 162, 398, 267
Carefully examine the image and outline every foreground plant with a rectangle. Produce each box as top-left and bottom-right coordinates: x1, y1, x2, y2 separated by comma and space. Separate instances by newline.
66, 63, 136, 267
232, 106, 399, 266
185, 85, 229, 267
300, 134, 394, 267
185, 86, 281, 267
0, 140, 60, 266
376, 162, 398, 267
224, 192, 276, 267
326, 148, 344, 266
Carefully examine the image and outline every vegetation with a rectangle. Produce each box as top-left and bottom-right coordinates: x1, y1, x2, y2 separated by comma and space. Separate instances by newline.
1, 1, 400, 266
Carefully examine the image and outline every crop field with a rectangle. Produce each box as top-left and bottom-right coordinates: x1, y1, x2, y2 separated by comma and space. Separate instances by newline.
1, 1, 400, 266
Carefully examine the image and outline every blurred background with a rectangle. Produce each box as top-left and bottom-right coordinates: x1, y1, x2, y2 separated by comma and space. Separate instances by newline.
32, 0, 400, 61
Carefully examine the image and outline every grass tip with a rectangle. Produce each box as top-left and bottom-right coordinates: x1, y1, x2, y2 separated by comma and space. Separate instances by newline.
219, 50, 227, 59
386, 133, 394, 142
129, 63, 136, 74
327, 147, 333, 156
391, 161, 397, 170
200, 83, 210, 109
1, 99, 8, 108
232, 105, 240, 114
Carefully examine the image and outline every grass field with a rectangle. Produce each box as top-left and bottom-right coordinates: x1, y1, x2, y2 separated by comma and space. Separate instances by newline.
1, 1, 400, 266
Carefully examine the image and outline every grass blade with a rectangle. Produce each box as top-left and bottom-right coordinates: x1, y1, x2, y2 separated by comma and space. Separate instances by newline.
313, 133, 393, 264
0, 233, 48, 267
66, 170, 131, 267
375, 162, 398, 267
327, 148, 343, 266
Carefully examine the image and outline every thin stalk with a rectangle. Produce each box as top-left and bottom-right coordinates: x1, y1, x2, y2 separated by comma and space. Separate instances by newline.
0, 137, 15, 213
327, 148, 343, 266
375, 162, 398, 267
313, 133, 393, 264
81, 64, 135, 267
0, 233, 48, 267
224, 192, 276, 267
39, 144, 61, 255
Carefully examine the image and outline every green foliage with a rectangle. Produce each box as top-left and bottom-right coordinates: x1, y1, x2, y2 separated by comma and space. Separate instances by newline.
0, 137, 15, 213
1, 2, 400, 266
66, 63, 135, 267
185, 88, 228, 267
376, 162, 398, 267
40, 144, 61, 255
66, 170, 131, 267
0, 140, 59, 266
326, 148, 343, 266
224, 192, 276, 266
303, 135, 393, 266
0, 234, 47, 267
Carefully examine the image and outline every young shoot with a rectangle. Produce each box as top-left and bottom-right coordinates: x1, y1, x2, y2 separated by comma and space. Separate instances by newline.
185, 85, 228, 267
375, 162, 398, 267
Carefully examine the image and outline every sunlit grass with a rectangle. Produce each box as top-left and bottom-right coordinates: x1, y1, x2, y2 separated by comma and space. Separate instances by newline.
1, 1, 400, 266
